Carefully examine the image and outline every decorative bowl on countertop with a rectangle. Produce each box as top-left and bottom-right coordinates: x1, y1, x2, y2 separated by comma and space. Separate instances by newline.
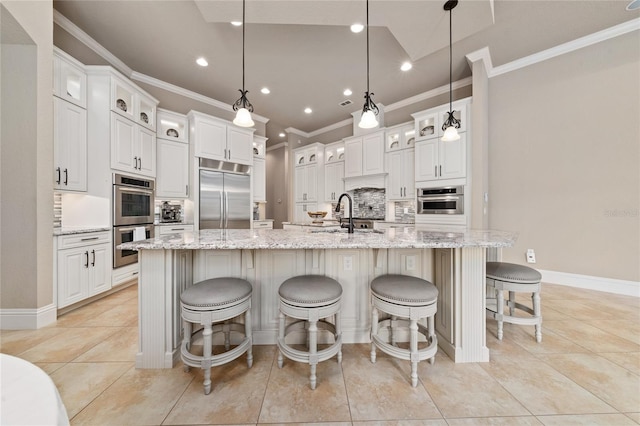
307, 211, 327, 223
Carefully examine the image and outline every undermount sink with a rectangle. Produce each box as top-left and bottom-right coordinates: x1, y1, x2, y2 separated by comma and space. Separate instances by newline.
311, 228, 384, 234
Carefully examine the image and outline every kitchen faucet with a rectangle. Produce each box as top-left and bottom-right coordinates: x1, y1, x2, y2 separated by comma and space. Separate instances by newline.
335, 193, 354, 233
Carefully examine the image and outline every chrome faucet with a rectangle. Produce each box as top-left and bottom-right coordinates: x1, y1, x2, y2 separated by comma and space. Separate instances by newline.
335, 193, 354, 233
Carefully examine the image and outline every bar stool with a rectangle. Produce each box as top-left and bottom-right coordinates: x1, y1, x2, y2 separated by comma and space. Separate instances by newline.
486, 262, 542, 342
180, 277, 253, 395
370, 274, 438, 387
277, 275, 343, 390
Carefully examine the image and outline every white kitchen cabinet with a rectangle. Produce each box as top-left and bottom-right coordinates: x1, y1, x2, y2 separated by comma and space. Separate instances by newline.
157, 109, 188, 143
252, 157, 266, 202
156, 139, 189, 198
385, 122, 415, 152
324, 161, 344, 202
111, 74, 156, 131
54, 97, 87, 191
387, 148, 415, 200
294, 203, 318, 223
53, 48, 87, 108
189, 111, 253, 165
293, 143, 325, 222
294, 164, 318, 203
414, 133, 466, 182
343, 130, 385, 178
57, 232, 112, 308
253, 220, 273, 229
253, 135, 267, 158
413, 101, 468, 140
111, 114, 156, 178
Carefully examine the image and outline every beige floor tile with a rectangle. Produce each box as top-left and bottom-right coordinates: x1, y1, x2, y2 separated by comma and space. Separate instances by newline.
163, 346, 273, 425
599, 352, 640, 376
538, 353, 640, 412
50, 362, 132, 418
0, 327, 68, 355
586, 320, 640, 345
261, 422, 353, 426
258, 349, 351, 423
18, 327, 119, 363
73, 327, 138, 362
485, 320, 540, 360
418, 362, 530, 418
508, 326, 590, 355
353, 421, 447, 426
55, 302, 120, 327
445, 417, 543, 426
70, 364, 193, 425
536, 413, 639, 425
480, 356, 616, 415
543, 299, 619, 321
81, 303, 138, 327
543, 319, 640, 353
341, 345, 441, 421
624, 412, 640, 423
35, 362, 67, 375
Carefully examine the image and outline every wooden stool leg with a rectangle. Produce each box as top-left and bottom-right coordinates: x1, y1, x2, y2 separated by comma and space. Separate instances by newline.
508, 291, 516, 316
308, 319, 318, 390
245, 308, 253, 367
533, 291, 542, 343
496, 288, 504, 341
370, 306, 378, 363
335, 312, 342, 363
428, 315, 436, 365
202, 323, 213, 395
223, 320, 231, 350
182, 319, 192, 372
277, 311, 285, 368
409, 319, 418, 387
390, 315, 398, 346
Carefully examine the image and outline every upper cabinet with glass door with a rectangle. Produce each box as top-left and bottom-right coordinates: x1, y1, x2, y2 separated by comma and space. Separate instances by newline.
157, 109, 188, 143
111, 74, 157, 132
413, 99, 468, 141
53, 48, 87, 109
294, 145, 321, 167
385, 122, 415, 152
253, 135, 267, 158
324, 141, 345, 163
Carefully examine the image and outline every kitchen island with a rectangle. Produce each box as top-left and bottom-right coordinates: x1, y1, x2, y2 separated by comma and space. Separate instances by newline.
120, 227, 517, 369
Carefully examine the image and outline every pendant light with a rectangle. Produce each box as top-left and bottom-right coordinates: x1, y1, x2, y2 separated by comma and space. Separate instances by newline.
232, 0, 255, 127
358, 0, 379, 129
441, 0, 460, 142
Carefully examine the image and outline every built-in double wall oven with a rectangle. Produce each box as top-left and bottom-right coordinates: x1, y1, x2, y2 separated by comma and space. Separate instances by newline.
113, 174, 155, 268
417, 185, 464, 215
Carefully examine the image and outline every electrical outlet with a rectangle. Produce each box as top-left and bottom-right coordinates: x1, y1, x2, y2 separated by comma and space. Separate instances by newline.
403, 207, 409, 214
526, 249, 536, 263
406, 256, 416, 271
343, 256, 353, 271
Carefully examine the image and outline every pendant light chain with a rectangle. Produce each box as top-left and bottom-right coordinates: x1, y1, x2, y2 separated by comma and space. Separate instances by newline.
366, 0, 370, 99
242, 0, 246, 93
232, 0, 254, 126
448, 4, 452, 112
442, 0, 460, 137
358, 0, 379, 128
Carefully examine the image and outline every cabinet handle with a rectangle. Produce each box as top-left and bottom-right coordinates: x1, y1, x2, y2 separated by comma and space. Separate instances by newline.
435, 165, 437, 177
185, 185, 189, 196
134, 156, 138, 170
84, 251, 89, 268
439, 165, 442, 177
138, 157, 142, 170
56, 167, 61, 184
91, 250, 95, 267
80, 236, 99, 242
228, 149, 231, 159
224, 148, 227, 159
64, 169, 68, 185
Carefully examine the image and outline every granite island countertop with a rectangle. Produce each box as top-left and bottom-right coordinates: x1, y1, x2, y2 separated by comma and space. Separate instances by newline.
119, 227, 517, 251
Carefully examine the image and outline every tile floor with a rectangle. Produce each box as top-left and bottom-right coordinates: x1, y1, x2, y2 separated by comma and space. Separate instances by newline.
1, 283, 639, 425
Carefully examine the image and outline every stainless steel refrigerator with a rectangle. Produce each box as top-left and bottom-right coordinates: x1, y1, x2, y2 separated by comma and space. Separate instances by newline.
199, 170, 251, 229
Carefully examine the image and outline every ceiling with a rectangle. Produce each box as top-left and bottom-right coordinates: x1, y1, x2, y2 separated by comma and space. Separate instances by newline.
52, 0, 638, 144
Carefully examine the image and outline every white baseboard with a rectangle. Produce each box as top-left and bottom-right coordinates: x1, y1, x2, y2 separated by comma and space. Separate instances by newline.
0, 304, 57, 330
539, 269, 640, 298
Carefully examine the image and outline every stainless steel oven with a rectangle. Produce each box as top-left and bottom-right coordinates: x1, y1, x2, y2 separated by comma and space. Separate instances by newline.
113, 174, 155, 268
417, 186, 464, 215
113, 174, 155, 226
113, 224, 154, 268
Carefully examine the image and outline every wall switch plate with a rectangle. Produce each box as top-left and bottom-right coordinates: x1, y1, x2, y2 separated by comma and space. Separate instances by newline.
343, 256, 353, 271
526, 249, 536, 263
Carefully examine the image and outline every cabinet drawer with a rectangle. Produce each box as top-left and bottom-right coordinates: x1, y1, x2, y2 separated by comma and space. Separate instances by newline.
158, 225, 194, 235
57, 231, 110, 249
253, 221, 273, 229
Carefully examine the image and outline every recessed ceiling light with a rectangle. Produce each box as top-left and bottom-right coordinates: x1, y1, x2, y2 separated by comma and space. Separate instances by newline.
304, 107, 312, 114
261, 87, 270, 94
350, 23, 364, 33
196, 57, 208, 67
343, 89, 353, 96
401, 62, 412, 71
231, 21, 242, 26
279, 132, 285, 138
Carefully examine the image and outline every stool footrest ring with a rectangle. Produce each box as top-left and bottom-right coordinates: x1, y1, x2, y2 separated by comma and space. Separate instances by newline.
277, 336, 342, 365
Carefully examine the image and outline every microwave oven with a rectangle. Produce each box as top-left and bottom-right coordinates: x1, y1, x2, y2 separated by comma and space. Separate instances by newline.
417, 186, 464, 215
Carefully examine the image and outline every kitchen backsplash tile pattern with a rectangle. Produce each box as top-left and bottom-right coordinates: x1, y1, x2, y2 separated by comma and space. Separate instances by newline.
394, 200, 416, 222
54, 192, 62, 228
352, 188, 386, 217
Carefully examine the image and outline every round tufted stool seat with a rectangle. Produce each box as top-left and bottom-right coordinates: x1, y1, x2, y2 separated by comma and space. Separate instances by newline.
486, 262, 542, 342
370, 274, 438, 387
181, 277, 253, 395
277, 275, 343, 390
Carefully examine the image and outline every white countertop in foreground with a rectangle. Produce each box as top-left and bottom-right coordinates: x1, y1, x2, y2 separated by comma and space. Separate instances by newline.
119, 227, 517, 251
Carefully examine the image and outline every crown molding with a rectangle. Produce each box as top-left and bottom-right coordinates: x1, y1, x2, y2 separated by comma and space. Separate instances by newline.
53, 10, 133, 77
385, 77, 472, 113
131, 72, 269, 124
465, 46, 493, 75
284, 127, 310, 138
307, 118, 354, 138
267, 142, 288, 151
490, 17, 640, 77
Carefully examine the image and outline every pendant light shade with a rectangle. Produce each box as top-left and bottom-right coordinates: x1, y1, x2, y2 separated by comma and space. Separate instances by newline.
442, 0, 460, 141
232, 0, 254, 128
358, 0, 379, 129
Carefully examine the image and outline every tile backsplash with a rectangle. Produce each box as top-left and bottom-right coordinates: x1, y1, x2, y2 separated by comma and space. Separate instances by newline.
54, 192, 62, 228
394, 200, 416, 222
331, 188, 386, 219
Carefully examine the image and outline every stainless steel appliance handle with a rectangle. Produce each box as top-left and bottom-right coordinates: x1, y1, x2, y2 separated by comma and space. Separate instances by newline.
116, 186, 153, 195
418, 195, 462, 201
220, 191, 224, 229
224, 192, 229, 228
